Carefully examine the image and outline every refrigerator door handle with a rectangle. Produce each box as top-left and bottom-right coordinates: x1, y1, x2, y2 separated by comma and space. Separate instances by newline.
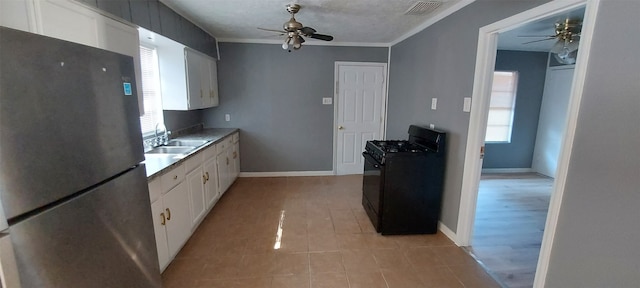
0, 232, 22, 288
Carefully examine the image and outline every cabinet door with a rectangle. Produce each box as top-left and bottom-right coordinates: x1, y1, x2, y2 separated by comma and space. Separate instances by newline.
185, 49, 204, 109
200, 56, 212, 108
216, 153, 228, 194
186, 167, 206, 227
150, 199, 169, 271
209, 59, 219, 107
99, 17, 145, 115
163, 181, 191, 259
0, 0, 37, 32
232, 141, 240, 179
35, 0, 100, 47
203, 157, 219, 208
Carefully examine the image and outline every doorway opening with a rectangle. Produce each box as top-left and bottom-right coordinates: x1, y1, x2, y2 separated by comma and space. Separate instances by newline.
455, 0, 600, 287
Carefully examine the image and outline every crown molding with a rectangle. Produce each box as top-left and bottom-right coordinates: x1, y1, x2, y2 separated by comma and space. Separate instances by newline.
217, 38, 389, 47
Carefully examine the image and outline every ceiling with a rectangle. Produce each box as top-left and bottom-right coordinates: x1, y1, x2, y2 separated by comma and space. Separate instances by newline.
160, 0, 469, 45
497, 7, 585, 52
159, 0, 585, 50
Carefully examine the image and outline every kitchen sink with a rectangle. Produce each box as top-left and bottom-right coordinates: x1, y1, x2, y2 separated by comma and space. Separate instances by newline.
166, 139, 209, 147
145, 146, 196, 155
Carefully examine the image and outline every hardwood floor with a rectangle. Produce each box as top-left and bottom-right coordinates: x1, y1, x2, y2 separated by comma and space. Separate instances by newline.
468, 173, 553, 288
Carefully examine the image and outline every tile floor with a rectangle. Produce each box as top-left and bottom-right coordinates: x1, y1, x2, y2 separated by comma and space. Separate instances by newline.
162, 175, 500, 288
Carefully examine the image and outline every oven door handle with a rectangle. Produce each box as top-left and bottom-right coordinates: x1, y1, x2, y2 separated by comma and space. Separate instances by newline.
362, 151, 382, 168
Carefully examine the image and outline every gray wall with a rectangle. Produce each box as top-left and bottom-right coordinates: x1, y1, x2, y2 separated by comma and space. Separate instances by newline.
203, 43, 388, 172
387, 0, 548, 231
483, 50, 547, 169
545, 1, 640, 286
163, 110, 202, 132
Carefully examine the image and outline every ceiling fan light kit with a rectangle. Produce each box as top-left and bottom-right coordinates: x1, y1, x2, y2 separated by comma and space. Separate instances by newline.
519, 18, 582, 65
258, 3, 334, 52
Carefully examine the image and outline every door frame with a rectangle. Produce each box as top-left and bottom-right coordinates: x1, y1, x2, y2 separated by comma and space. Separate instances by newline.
454, 0, 600, 287
333, 62, 388, 175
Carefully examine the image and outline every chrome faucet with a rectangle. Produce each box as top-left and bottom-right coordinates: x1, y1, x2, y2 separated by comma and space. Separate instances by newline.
153, 123, 170, 147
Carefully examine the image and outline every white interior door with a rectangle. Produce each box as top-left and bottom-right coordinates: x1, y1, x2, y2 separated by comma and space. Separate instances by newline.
335, 62, 386, 175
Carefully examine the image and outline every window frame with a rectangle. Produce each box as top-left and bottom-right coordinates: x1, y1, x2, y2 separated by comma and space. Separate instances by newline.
138, 43, 165, 138
485, 70, 519, 143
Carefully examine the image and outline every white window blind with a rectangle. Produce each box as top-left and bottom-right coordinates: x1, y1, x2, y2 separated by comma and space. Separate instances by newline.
485, 71, 518, 143
138, 45, 164, 135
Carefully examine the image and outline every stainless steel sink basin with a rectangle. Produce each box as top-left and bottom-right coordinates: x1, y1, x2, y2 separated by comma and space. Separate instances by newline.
145, 146, 195, 155
166, 139, 209, 147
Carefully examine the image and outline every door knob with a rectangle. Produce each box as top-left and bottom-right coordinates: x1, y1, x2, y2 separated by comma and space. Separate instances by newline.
338, 125, 344, 130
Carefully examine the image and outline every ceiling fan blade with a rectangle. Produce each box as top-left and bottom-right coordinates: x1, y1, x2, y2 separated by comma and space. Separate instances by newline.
300, 27, 317, 36
309, 34, 334, 41
299, 36, 306, 44
522, 38, 556, 45
517, 35, 556, 38
257, 27, 286, 33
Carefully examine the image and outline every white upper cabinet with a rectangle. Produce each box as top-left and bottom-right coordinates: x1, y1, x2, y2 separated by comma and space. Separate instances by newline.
1, 0, 145, 116
157, 41, 219, 111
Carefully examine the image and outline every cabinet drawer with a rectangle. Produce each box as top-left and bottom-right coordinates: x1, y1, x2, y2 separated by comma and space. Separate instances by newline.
216, 136, 233, 155
148, 177, 162, 203
161, 165, 185, 193
184, 154, 202, 173
203, 143, 217, 160
232, 132, 239, 143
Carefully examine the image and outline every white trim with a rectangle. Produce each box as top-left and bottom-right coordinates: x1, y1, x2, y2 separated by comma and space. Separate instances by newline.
383, 47, 392, 139
438, 221, 457, 243
454, 0, 598, 287
481, 168, 534, 174
238, 171, 334, 178
217, 38, 389, 47
534, 1, 600, 287
333, 62, 388, 175
389, 0, 476, 46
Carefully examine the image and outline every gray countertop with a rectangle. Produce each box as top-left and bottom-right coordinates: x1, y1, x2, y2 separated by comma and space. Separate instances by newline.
142, 128, 238, 181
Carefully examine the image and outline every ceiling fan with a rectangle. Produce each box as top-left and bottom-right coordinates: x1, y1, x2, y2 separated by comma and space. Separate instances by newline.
520, 19, 582, 64
258, 3, 334, 52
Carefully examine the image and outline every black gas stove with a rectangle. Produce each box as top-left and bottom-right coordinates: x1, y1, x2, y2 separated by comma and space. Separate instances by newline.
362, 125, 447, 235
364, 140, 429, 164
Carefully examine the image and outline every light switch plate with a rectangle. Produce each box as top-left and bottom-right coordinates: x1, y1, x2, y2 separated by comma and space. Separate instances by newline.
225, 114, 230, 121
322, 97, 333, 105
463, 97, 472, 112
431, 98, 437, 110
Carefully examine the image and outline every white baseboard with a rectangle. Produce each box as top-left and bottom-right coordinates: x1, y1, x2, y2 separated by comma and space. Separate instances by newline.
438, 221, 458, 244
481, 168, 533, 173
239, 171, 335, 177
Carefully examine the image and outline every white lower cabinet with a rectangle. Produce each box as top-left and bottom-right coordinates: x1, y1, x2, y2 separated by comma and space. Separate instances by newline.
150, 199, 169, 270
149, 177, 191, 271
216, 133, 240, 194
203, 153, 220, 208
147, 133, 239, 271
186, 166, 206, 227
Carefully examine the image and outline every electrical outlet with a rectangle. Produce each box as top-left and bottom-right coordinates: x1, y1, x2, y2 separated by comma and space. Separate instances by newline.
322, 97, 332, 105
431, 98, 437, 110
429, 124, 435, 129
225, 114, 230, 121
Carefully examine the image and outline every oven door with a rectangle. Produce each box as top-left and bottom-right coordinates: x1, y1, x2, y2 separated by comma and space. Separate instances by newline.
362, 152, 384, 231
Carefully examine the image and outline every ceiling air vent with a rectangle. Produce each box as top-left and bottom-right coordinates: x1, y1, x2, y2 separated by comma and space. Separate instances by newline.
404, 1, 442, 15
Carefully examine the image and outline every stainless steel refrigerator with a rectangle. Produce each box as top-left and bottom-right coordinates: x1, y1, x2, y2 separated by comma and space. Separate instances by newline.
0, 27, 162, 287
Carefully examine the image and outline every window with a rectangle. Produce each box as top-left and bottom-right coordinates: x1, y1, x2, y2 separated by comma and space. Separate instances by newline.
138, 45, 164, 136
485, 71, 518, 143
